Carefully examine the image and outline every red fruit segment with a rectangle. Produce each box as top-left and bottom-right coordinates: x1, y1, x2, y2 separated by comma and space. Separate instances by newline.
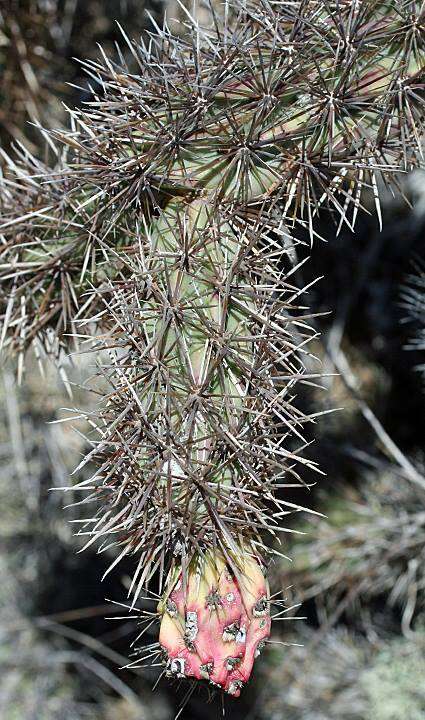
158, 550, 270, 696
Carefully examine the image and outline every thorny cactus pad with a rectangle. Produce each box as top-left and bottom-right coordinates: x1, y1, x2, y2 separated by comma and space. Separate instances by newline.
157, 549, 270, 694
0, 0, 424, 697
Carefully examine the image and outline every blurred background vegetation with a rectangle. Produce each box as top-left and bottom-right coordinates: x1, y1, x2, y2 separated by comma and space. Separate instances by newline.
1, 2, 425, 718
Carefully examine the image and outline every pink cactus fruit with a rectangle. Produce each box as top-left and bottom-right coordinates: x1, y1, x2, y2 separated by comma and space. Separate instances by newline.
158, 549, 271, 696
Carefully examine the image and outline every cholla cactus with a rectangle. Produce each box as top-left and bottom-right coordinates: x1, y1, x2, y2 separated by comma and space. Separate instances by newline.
1, 0, 424, 696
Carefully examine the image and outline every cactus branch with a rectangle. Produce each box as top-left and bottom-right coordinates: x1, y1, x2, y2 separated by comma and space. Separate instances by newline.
1, 0, 424, 696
